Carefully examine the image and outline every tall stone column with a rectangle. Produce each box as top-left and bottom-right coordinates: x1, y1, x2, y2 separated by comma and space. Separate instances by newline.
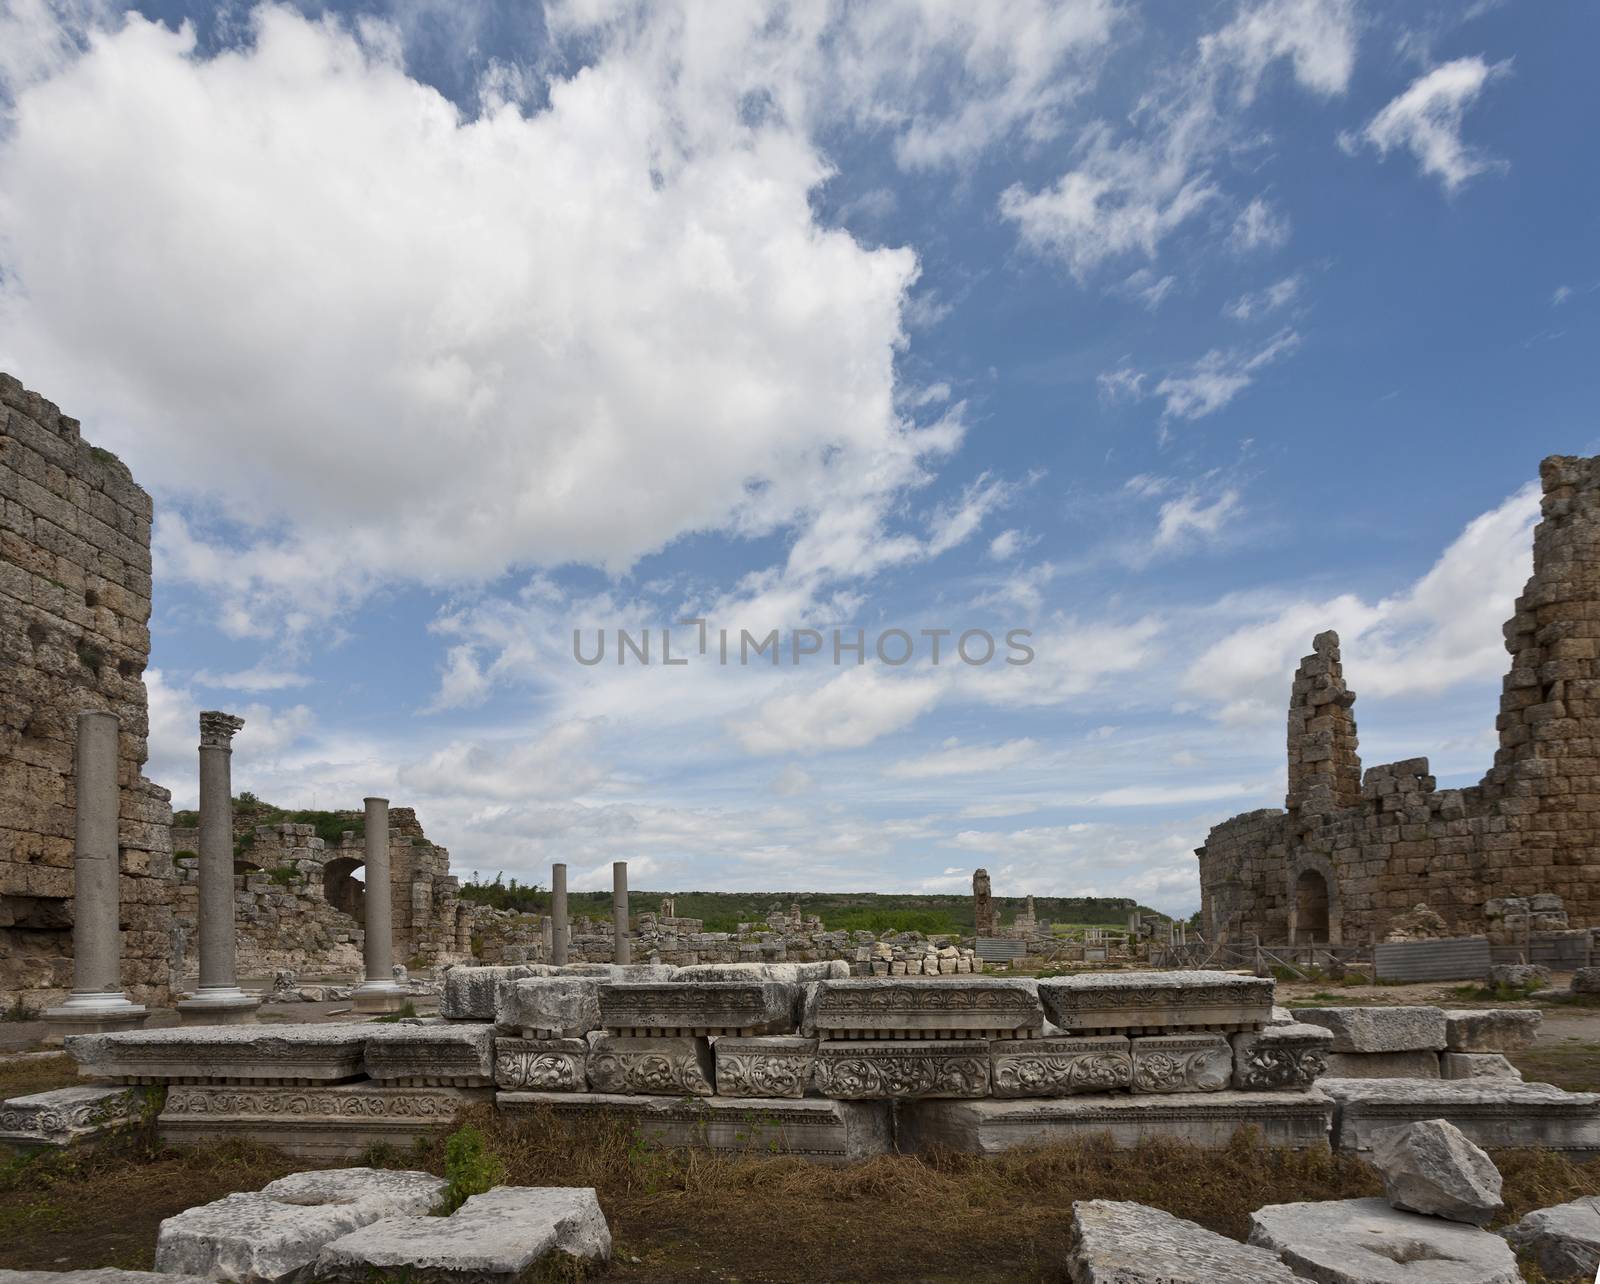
354, 796, 406, 1012
612, 860, 631, 965
44, 711, 148, 1041
550, 863, 569, 965
177, 712, 259, 1025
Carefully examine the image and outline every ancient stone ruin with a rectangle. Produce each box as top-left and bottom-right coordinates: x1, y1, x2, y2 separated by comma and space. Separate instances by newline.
1198, 454, 1600, 946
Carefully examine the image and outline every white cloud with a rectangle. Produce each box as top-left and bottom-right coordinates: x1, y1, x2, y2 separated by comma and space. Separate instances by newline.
988, 528, 1026, 560
1153, 488, 1242, 552
1153, 328, 1301, 420
727, 667, 944, 755
423, 645, 492, 713
1229, 196, 1290, 252
190, 666, 312, 693
770, 764, 816, 796
1115, 267, 1178, 310
1097, 365, 1146, 403
885, 737, 1039, 779
1223, 273, 1302, 321
397, 719, 610, 803
1344, 56, 1510, 193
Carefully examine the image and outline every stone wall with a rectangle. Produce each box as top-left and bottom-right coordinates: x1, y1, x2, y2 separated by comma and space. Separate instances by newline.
0, 373, 176, 1011
1197, 454, 1600, 946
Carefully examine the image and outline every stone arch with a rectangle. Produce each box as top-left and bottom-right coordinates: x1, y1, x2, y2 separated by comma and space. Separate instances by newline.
323, 856, 366, 924
1288, 855, 1340, 944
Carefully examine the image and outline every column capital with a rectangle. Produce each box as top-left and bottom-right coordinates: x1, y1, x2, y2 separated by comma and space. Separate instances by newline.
199, 710, 245, 749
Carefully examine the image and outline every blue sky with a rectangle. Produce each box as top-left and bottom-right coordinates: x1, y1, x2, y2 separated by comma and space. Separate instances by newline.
1, 0, 1595, 911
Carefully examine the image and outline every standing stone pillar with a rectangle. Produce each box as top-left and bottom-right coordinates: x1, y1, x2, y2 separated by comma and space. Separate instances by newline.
353, 797, 406, 1013
550, 863, 569, 965
540, 915, 554, 960
44, 712, 148, 1041
177, 712, 259, 1025
612, 860, 631, 965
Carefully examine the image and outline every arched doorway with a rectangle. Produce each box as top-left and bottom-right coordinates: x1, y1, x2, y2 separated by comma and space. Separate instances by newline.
323, 856, 366, 924
1294, 868, 1331, 943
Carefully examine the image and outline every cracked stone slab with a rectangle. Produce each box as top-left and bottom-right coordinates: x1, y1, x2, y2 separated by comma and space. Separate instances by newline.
1067, 1200, 1299, 1283
1441, 1009, 1540, 1054
1247, 1197, 1521, 1284
1369, 1119, 1503, 1226
1503, 1196, 1600, 1280
1440, 1053, 1522, 1082
0, 1273, 211, 1284
990, 1035, 1131, 1098
362, 1023, 495, 1085
153, 1167, 447, 1284
315, 1186, 610, 1281
1231, 1022, 1333, 1091
66, 1025, 368, 1084
586, 1033, 715, 1095
0, 1085, 147, 1147
441, 965, 560, 1021
1321, 1077, 1600, 1155
1039, 971, 1273, 1035
494, 1037, 587, 1091
1293, 1008, 1447, 1054
806, 977, 1042, 1038
813, 1039, 990, 1099
713, 1036, 816, 1098
493, 977, 602, 1038
599, 981, 795, 1035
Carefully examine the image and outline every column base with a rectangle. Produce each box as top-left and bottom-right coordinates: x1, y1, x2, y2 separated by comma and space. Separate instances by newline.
353, 981, 409, 1014
42, 994, 149, 1045
175, 989, 262, 1026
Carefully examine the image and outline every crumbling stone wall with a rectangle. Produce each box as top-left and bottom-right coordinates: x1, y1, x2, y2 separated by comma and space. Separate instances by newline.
0, 373, 176, 1011
1198, 454, 1600, 945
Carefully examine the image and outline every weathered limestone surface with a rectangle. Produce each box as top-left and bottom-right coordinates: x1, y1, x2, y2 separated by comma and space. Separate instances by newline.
674, 961, 849, 983
1294, 1007, 1446, 1053
1230, 1023, 1332, 1091
897, 1088, 1334, 1155
1322, 1078, 1600, 1155
1067, 1200, 1299, 1284
1322, 1051, 1441, 1079
1247, 1197, 1520, 1284
496, 1091, 893, 1163
1440, 1052, 1522, 1082
153, 1168, 446, 1284
1441, 1009, 1540, 1053
493, 1037, 587, 1092
362, 1023, 494, 1086
1573, 966, 1600, 995
494, 977, 602, 1037
586, 1033, 714, 1096
806, 977, 1042, 1038
1130, 1034, 1232, 1094
1503, 1196, 1600, 1280
1039, 971, 1272, 1035
315, 1186, 610, 1281
67, 1024, 367, 1083
713, 1036, 816, 1099
813, 1039, 990, 1099
442, 964, 560, 1021
0, 1273, 210, 1284
0, 1084, 146, 1148
990, 1035, 1131, 1098
1369, 1119, 1503, 1226
599, 981, 793, 1035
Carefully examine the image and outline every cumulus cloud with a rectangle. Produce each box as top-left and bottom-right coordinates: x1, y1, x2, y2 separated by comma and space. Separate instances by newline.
727, 667, 944, 755
146, 668, 316, 806
1343, 56, 1510, 193
397, 719, 610, 802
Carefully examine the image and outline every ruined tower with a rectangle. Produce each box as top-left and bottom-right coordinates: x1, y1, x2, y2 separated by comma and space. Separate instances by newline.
1284, 630, 1362, 819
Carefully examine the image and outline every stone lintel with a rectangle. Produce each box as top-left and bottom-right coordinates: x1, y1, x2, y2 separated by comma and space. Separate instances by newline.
1039, 971, 1272, 1035
67, 1024, 369, 1084
807, 978, 1042, 1039
362, 1023, 496, 1086
598, 981, 795, 1036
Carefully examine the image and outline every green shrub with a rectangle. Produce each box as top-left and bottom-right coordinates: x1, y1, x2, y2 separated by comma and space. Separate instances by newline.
439, 1124, 504, 1214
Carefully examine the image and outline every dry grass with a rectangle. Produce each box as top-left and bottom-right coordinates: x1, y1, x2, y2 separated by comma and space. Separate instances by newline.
0, 1055, 80, 1099
1509, 1040, 1600, 1092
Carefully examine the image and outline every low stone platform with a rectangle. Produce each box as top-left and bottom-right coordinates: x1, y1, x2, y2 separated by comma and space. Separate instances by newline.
1322, 1078, 1600, 1156
813, 1039, 991, 1099
598, 981, 795, 1036
0, 1085, 147, 1151
1068, 1199, 1299, 1283
496, 1090, 893, 1163
806, 977, 1042, 1039
897, 1088, 1333, 1155
1039, 971, 1272, 1035
66, 1025, 368, 1084
157, 1082, 492, 1160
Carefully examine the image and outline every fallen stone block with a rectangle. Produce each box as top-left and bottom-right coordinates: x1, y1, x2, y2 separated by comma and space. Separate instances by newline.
0, 1085, 147, 1149
599, 981, 795, 1035
561, 963, 678, 982
586, 1033, 715, 1095
1571, 966, 1600, 995
1322, 1051, 1441, 1079
0, 1273, 210, 1284
806, 977, 1042, 1038
441, 965, 559, 1021
813, 1039, 990, 1099
713, 1036, 816, 1098
1293, 1007, 1447, 1053
1248, 1197, 1520, 1284
1369, 1119, 1503, 1226
897, 1088, 1333, 1155
315, 1186, 610, 1281
674, 961, 849, 983
66, 1025, 368, 1084
1231, 1022, 1333, 1091
1131, 1034, 1232, 1094
362, 1023, 495, 1086
158, 1083, 490, 1160
496, 1090, 893, 1163
1321, 1077, 1600, 1156
1440, 1053, 1522, 1082
1039, 971, 1272, 1035
493, 1037, 587, 1091
1067, 1199, 1299, 1283
1487, 963, 1549, 990
1441, 1009, 1540, 1053
1503, 1196, 1600, 1280
493, 976, 602, 1038
990, 1035, 1131, 1098
154, 1167, 446, 1284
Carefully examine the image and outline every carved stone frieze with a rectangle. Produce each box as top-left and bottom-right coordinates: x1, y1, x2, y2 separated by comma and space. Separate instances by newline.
493, 1037, 588, 1092
990, 1035, 1132, 1098
585, 1034, 715, 1096
813, 1039, 991, 1099
1231, 1023, 1333, 1091
1131, 1034, 1234, 1094
807, 978, 1042, 1039
713, 1036, 816, 1098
